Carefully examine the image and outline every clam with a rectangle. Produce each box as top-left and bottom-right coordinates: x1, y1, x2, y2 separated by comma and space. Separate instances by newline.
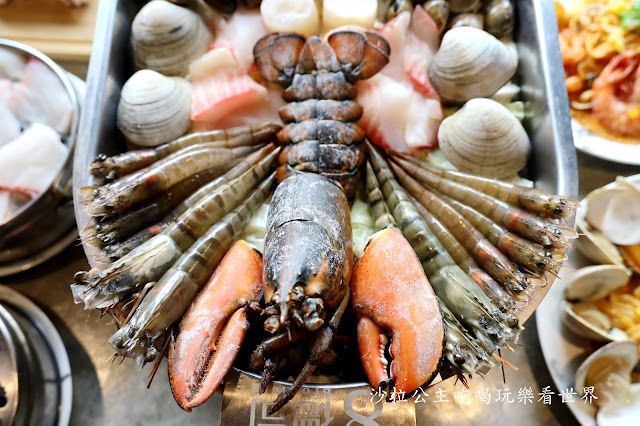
437, 98, 530, 179
117, 69, 191, 147
428, 26, 517, 103
422, 0, 449, 33
597, 383, 640, 426
132, 0, 211, 77
574, 210, 625, 266
562, 265, 632, 342
574, 340, 639, 409
449, 13, 484, 30
584, 177, 640, 246
485, 0, 514, 39
448, 0, 481, 14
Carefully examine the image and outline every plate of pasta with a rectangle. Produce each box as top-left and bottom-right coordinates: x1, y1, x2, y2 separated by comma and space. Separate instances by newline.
537, 174, 640, 426
556, 0, 640, 165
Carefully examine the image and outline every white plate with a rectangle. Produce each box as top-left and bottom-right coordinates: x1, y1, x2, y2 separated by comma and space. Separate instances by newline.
537, 174, 640, 426
572, 119, 640, 166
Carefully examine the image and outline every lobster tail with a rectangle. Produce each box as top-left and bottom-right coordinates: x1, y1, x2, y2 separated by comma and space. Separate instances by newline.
328, 30, 390, 82
298, 35, 340, 73
254, 33, 305, 87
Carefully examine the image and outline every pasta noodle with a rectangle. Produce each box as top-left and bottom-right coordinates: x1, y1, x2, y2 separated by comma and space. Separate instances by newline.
592, 277, 640, 346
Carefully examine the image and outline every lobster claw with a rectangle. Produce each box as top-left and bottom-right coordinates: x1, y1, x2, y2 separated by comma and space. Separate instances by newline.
350, 228, 445, 395
168, 241, 263, 411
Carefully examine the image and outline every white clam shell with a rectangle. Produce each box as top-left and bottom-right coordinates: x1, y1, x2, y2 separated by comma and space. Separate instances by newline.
437, 98, 530, 178
585, 178, 640, 246
117, 69, 191, 147
564, 265, 631, 303
562, 265, 631, 342
574, 214, 625, 266
132, 0, 211, 77
574, 340, 639, 408
562, 301, 627, 342
597, 383, 640, 426
428, 26, 517, 103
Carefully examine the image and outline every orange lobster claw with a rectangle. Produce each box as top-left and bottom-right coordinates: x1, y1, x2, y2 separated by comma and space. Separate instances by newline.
168, 240, 263, 411
350, 228, 445, 395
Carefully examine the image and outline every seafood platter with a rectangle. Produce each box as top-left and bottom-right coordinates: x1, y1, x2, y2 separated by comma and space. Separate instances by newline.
72, 0, 578, 422
556, 0, 640, 165
0, 39, 82, 276
538, 174, 640, 426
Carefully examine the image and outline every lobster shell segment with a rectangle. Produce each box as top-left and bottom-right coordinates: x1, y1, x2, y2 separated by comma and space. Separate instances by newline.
254, 31, 390, 199
351, 227, 445, 394
263, 172, 353, 332
168, 240, 263, 411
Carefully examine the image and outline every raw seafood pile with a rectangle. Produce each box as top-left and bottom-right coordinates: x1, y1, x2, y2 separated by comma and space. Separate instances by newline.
72, 0, 578, 415
0, 46, 72, 224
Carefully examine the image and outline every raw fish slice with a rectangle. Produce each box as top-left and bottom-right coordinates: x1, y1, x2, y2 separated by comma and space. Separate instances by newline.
357, 74, 411, 151
0, 47, 27, 81
404, 93, 441, 148
357, 8, 443, 152
8, 58, 73, 134
213, 7, 269, 72
190, 46, 268, 124
0, 123, 68, 198
0, 80, 21, 146
378, 11, 410, 81
192, 82, 285, 130
404, 6, 439, 98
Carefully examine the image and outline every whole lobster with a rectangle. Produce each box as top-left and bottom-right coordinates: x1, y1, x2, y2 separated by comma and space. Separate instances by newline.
167, 30, 446, 414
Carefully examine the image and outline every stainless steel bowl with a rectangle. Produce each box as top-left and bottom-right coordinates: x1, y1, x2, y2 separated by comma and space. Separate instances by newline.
73, 0, 578, 422
0, 39, 81, 275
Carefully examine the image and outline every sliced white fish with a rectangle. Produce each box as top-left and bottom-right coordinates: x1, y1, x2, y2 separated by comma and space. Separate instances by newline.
0, 46, 27, 81
0, 79, 21, 146
8, 58, 73, 134
0, 123, 68, 199
213, 7, 270, 72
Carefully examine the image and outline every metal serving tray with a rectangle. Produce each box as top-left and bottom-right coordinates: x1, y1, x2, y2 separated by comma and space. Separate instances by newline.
73, 0, 578, 424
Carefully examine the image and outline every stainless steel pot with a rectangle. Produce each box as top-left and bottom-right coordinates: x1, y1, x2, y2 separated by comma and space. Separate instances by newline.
0, 39, 81, 275
0, 286, 73, 426
73, 0, 578, 423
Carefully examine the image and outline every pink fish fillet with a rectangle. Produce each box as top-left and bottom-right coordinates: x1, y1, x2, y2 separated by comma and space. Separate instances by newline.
8, 58, 73, 134
190, 47, 267, 124
213, 7, 269, 73
357, 8, 442, 152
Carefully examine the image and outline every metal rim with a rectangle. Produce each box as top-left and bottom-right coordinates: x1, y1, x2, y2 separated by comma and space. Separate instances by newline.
0, 286, 73, 426
0, 39, 80, 229
0, 228, 78, 278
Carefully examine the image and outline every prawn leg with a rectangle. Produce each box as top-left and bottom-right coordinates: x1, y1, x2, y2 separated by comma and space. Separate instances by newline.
367, 143, 514, 352
90, 123, 281, 181
390, 161, 532, 299
72, 161, 277, 310
391, 155, 577, 248
391, 152, 580, 219
109, 176, 274, 366
81, 145, 259, 216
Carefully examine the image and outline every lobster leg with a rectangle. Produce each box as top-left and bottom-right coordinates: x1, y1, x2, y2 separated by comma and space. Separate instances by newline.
267, 288, 351, 416
168, 241, 263, 411
248, 329, 306, 393
351, 228, 445, 395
